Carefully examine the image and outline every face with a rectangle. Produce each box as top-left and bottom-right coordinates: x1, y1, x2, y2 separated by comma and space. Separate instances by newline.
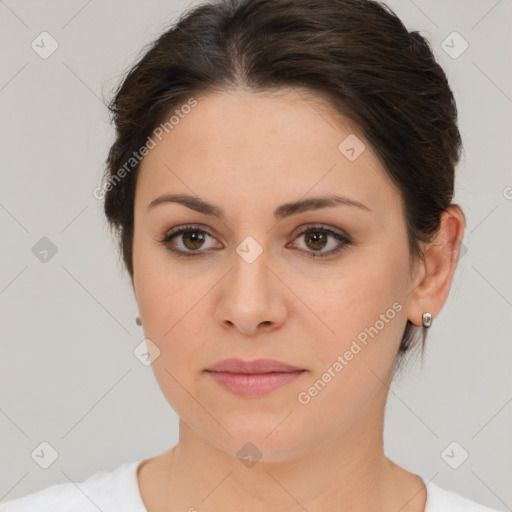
132, 87, 419, 462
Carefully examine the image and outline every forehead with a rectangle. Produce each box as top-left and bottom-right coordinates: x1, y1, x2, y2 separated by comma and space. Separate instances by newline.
136, 87, 401, 219
144, 87, 363, 161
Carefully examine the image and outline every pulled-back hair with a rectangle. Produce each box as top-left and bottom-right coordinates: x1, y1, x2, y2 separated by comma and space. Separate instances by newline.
102, 0, 463, 359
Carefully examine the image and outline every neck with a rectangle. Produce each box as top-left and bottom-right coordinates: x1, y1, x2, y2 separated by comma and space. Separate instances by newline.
155, 388, 426, 511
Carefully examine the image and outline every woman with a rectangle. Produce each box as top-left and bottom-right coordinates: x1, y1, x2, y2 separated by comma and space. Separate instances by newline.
1, 0, 502, 510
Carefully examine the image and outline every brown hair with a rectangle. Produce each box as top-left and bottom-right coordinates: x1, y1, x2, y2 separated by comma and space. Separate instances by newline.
102, 0, 463, 359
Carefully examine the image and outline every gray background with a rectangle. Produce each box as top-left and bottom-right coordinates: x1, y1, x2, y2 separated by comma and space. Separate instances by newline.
1, 0, 511, 508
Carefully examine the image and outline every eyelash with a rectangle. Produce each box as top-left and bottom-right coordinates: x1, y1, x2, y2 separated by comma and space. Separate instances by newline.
159, 223, 352, 260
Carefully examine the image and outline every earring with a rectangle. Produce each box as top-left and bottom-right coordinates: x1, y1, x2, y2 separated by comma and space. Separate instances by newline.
135, 316, 142, 326
422, 312, 432, 328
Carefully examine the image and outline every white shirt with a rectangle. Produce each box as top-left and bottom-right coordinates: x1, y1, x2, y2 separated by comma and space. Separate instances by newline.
0, 459, 502, 511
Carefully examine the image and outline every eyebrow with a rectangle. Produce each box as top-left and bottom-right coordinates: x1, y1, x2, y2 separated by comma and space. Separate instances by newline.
146, 193, 371, 219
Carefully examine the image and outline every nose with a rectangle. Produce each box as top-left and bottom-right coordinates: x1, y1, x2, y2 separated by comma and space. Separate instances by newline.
214, 248, 288, 336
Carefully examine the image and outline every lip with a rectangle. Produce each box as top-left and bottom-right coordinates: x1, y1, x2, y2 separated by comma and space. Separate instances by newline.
204, 358, 306, 397
206, 358, 304, 374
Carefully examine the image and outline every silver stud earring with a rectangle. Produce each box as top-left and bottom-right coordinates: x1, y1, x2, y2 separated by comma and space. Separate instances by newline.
135, 316, 142, 326
422, 312, 432, 328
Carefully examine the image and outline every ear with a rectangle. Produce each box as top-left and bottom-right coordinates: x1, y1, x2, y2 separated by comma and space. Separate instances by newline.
407, 205, 466, 327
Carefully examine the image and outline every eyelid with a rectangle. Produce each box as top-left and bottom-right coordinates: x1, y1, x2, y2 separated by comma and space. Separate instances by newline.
290, 223, 350, 240
162, 223, 216, 241
287, 224, 352, 258
161, 223, 350, 241
160, 223, 352, 259
160, 223, 222, 253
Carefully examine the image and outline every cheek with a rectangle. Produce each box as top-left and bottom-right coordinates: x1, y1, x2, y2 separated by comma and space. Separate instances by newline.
134, 260, 207, 418
293, 279, 405, 437
314, 260, 405, 342
301, 247, 408, 386
133, 238, 182, 326
137, 270, 202, 349
133, 241, 210, 368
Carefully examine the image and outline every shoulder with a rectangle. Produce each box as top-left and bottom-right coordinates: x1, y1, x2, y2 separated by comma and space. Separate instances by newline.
0, 460, 146, 512
425, 481, 502, 512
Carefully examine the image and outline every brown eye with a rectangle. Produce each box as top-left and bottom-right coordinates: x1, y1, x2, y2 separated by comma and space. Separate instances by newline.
160, 225, 222, 257
181, 230, 207, 250
160, 223, 351, 260
304, 230, 329, 251
288, 225, 352, 259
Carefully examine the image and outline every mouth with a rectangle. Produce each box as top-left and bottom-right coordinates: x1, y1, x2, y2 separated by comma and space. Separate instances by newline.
204, 358, 307, 397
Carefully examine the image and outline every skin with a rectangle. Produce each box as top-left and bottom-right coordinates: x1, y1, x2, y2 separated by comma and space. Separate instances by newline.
131, 86, 465, 512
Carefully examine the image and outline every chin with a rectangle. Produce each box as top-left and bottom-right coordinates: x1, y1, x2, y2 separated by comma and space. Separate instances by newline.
203, 418, 322, 464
